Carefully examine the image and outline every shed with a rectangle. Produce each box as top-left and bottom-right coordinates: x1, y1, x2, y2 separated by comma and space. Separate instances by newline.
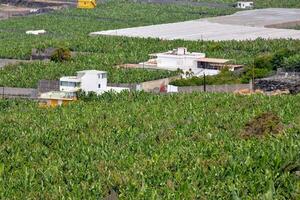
197, 58, 243, 71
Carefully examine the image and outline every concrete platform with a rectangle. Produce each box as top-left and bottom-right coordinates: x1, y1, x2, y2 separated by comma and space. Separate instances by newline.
90, 8, 300, 41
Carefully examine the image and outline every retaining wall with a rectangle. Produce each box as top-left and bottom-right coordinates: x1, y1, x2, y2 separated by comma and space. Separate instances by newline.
0, 87, 37, 99
178, 83, 251, 93
140, 75, 180, 92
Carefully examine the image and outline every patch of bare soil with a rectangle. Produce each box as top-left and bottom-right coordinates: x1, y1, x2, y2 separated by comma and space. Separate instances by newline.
1, 0, 76, 8
266, 20, 300, 29
0, 0, 75, 20
242, 112, 284, 137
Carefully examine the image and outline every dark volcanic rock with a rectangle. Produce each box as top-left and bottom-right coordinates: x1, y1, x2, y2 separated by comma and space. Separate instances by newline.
255, 73, 300, 94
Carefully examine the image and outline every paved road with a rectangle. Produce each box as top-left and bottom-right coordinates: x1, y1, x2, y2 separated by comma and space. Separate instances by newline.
90, 8, 300, 41
0, 59, 30, 69
0, 87, 37, 98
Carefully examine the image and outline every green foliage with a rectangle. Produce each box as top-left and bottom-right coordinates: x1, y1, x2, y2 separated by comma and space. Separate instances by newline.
50, 48, 72, 62
0, 54, 177, 87
241, 67, 272, 83
283, 54, 300, 72
0, 2, 300, 88
0, 93, 299, 199
254, 54, 274, 70
271, 48, 296, 69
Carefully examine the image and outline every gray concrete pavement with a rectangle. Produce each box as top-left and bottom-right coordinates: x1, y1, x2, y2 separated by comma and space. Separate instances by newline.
208, 8, 300, 27
90, 8, 300, 41
0, 59, 31, 69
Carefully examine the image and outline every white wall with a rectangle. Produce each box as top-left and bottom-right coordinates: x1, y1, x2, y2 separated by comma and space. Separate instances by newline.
157, 56, 199, 69
237, 2, 253, 9
59, 81, 80, 92
80, 72, 107, 93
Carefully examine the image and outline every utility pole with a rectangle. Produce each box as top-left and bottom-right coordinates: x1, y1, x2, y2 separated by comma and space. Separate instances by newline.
252, 63, 255, 91
203, 63, 206, 92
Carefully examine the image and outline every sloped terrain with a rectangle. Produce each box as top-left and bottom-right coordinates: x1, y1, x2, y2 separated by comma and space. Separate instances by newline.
0, 93, 300, 199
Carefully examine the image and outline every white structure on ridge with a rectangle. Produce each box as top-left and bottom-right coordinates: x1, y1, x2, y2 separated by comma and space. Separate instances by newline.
148, 47, 206, 70
141, 47, 243, 77
236, 1, 254, 9
60, 70, 128, 95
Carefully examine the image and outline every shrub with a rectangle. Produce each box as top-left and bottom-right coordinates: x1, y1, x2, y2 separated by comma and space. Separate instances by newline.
50, 48, 72, 62
241, 67, 272, 83
283, 54, 300, 72
254, 54, 274, 70
271, 48, 296, 69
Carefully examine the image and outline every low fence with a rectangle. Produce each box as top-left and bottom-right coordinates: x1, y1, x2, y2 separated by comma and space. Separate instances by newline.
178, 83, 252, 93
0, 87, 38, 99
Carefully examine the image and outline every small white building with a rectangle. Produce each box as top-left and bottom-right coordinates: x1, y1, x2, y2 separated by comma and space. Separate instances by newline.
147, 47, 206, 70
236, 1, 254, 9
59, 70, 128, 95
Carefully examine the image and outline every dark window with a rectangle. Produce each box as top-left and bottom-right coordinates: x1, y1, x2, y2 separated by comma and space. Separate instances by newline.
98, 84, 101, 88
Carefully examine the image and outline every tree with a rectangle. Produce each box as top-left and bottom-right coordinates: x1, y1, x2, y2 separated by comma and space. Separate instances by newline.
50, 48, 72, 62
283, 54, 300, 72
271, 48, 295, 70
253, 54, 273, 70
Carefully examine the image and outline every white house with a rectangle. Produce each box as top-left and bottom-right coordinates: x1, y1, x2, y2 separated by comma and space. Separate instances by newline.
146, 47, 206, 70
141, 48, 243, 77
59, 70, 128, 95
236, 1, 254, 9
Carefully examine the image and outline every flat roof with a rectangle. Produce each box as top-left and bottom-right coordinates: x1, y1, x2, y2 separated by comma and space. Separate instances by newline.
39, 91, 75, 100
60, 76, 81, 82
77, 70, 107, 74
150, 52, 205, 57
198, 58, 230, 63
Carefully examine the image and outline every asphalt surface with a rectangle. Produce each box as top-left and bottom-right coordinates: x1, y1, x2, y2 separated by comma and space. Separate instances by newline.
90, 8, 300, 41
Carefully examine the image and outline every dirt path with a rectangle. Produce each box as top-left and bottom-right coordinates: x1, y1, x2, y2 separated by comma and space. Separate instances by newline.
0, 59, 32, 69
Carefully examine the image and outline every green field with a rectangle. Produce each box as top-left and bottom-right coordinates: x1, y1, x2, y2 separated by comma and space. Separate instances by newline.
1, 1, 300, 88
0, 1, 236, 87
2, 38, 300, 88
0, 2, 300, 199
0, 93, 300, 199
0, 1, 235, 59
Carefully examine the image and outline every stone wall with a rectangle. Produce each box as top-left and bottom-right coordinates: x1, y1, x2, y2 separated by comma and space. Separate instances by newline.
140, 75, 180, 92
178, 83, 251, 93
0, 87, 37, 98
107, 83, 138, 91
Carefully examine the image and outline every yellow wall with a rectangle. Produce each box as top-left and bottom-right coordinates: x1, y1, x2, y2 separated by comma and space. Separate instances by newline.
39, 99, 74, 108
77, 0, 97, 9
